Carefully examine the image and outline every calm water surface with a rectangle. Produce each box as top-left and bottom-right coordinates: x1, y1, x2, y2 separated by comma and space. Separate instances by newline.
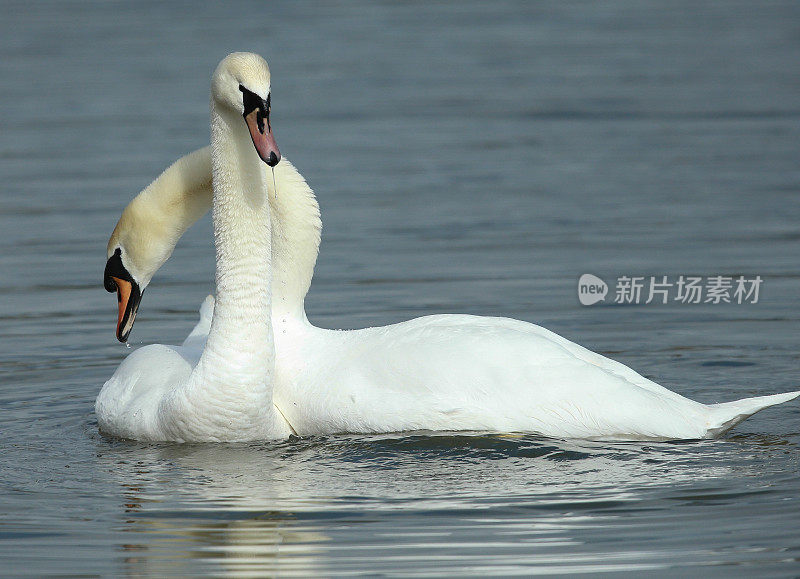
1, 1, 800, 575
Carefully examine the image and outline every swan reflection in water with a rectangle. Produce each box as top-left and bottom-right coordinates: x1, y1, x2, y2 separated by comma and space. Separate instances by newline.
96, 432, 768, 576
106, 442, 328, 577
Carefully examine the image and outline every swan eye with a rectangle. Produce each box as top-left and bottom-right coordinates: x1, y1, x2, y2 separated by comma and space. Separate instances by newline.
239, 84, 261, 114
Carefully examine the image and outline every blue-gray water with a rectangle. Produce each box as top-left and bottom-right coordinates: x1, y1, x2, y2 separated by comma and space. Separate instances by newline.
2, 1, 800, 575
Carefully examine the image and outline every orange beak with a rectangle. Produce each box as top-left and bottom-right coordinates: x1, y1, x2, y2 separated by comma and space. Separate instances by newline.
104, 249, 143, 342
112, 277, 133, 341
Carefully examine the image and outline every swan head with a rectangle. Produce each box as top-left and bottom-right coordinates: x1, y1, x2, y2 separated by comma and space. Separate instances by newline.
212, 52, 281, 167
104, 147, 212, 343
104, 244, 145, 343
105, 214, 174, 342
103, 53, 283, 343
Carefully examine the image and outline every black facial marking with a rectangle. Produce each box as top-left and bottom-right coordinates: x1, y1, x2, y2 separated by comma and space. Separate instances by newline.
239, 84, 271, 133
104, 248, 131, 292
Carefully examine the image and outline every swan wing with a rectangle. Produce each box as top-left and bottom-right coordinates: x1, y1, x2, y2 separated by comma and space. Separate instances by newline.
95, 343, 194, 440
277, 314, 710, 440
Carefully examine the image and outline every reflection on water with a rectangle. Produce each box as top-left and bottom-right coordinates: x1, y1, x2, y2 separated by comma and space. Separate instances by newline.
117, 507, 327, 577
90, 433, 798, 575
107, 445, 328, 576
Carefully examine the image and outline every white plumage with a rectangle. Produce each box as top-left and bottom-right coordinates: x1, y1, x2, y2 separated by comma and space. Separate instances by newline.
98, 53, 799, 442
97, 53, 292, 441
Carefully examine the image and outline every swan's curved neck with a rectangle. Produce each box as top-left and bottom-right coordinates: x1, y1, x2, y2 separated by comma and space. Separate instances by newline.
109, 147, 212, 283
112, 149, 321, 322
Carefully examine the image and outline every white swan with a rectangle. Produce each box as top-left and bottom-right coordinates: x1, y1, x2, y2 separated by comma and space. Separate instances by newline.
102, 56, 799, 442
96, 53, 293, 442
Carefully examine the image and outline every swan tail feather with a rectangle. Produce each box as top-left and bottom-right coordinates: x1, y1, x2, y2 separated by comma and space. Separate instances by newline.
182, 295, 215, 346
705, 390, 800, 437
198, 294, 215, 322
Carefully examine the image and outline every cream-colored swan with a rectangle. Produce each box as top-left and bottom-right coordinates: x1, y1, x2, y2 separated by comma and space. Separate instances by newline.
96, 53, 293, 442
102, 59, 799, 441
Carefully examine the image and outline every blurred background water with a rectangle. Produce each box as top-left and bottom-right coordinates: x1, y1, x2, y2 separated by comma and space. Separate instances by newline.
1, 0, 799, 575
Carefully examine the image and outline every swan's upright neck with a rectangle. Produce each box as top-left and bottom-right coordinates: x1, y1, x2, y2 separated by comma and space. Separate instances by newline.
174, 104, 279, 440
204, 105, 274, 369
